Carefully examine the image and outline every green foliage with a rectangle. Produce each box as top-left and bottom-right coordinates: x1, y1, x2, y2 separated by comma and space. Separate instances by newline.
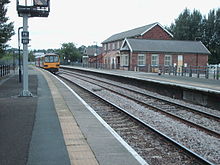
0, 51, 14, 65
28, 51, 36, 62
170, 8, 203, 40
169, 8, 220, 64
58, 43, 82, 63
202, 9, 220, 64
0, 0, 15, 57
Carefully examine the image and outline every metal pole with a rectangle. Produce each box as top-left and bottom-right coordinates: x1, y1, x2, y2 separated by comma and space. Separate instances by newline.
13, 52, 15, 73
96, 44, 98, 68
18, 27, 22, 83
20, 14, 32, 96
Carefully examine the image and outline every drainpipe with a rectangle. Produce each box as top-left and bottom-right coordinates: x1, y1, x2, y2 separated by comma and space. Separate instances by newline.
128, 51, 132, 71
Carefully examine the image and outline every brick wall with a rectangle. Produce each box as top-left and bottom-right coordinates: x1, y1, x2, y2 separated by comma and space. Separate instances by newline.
127, 53, 208, 71
131, 53, 137, 70
184, 54, 208, 66
141, 25, 172, 40
198, 54, 208, 66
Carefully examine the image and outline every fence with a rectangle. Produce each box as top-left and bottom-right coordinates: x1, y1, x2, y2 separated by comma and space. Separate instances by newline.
64, 62, 220, 80
0, 65, 10, 77
156, 65, 219, 80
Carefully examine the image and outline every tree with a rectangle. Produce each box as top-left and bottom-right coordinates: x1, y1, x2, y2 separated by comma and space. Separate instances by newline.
169, 8, 220, 64
58, 43, 82, 63
189, 10, 203, 40
201, 9, 220, 64
0, 0, 14, 57
170, 8, 191, 40
28, 51, 36, 62
170, 8, 202, 40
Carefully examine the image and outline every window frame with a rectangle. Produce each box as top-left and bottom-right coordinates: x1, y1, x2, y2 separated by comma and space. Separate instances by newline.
112, 42, 115, 50
44, 55, 59, 63
164, 55, 172, 66
137, 54, 146, 66
44, 56, 50, 63
108, 43, 111, 50
121, 54, 129, 66
117, 41, 120, 49
151, 54, 159, 66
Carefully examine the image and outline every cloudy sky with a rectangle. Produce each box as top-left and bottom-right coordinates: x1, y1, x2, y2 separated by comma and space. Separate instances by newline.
6, 0, 220, 50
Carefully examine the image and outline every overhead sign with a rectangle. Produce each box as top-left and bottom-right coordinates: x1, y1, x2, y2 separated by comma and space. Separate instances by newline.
34, 0, 49, 7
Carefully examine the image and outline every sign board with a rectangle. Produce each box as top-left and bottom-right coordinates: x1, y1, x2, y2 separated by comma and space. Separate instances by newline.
22, 31, 29, 38
21, 31, 29, 44
34, 0, 49, 7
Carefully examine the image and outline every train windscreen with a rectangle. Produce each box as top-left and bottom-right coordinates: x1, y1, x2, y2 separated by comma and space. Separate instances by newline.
45, 55, 59, 63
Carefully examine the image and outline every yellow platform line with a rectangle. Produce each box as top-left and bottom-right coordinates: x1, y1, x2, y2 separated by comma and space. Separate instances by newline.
39, 68, 99, 165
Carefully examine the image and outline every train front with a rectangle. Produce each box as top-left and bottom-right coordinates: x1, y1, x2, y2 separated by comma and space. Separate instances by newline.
43, 53, 60, 73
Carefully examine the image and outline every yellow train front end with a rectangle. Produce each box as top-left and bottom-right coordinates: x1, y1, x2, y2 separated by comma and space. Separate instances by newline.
43, 53, 60, 73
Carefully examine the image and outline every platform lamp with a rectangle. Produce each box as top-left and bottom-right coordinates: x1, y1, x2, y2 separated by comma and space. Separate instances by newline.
16, 0, 50, 96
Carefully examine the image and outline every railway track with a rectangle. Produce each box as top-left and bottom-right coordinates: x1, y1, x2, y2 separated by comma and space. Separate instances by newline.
57, 69, 219, 164
60, 69, 220, 138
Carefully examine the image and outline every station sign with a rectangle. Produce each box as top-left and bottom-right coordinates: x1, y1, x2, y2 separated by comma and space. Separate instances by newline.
21, 31, 29, 44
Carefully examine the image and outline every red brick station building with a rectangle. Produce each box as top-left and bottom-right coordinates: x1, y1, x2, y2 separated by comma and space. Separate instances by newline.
96, 22, 211, 72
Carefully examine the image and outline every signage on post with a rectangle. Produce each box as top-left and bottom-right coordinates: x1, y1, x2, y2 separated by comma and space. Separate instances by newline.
21, 31, 29, 44
34, 0, 49, 7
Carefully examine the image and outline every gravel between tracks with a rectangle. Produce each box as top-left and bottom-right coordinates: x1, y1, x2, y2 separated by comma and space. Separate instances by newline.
63, 74, 220, 164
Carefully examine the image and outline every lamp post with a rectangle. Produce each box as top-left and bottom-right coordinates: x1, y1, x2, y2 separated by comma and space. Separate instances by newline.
17, 0, 50, 96
18, 27, 23, 83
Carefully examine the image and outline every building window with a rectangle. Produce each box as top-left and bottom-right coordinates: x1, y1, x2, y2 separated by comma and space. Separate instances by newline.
164, 55, 172, 66
121, 54, 129, 66
138, 54, 146, 66
112, 42, 115, 50
104, 44, 107, 51
117, 41, 120, 49
151, 54, 159, 66
108, 43, 111, 50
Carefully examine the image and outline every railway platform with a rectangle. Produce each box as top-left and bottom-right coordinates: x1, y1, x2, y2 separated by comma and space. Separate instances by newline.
0, 66, 143, 165
61, 65, 220, 109
61, 65, 220, 92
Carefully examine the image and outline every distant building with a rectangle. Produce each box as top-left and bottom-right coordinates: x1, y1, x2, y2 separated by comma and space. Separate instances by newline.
83, 45, 104, 65
102, 22, 173, 69
84, 45, 102, 57
120, 38, 211, 72
102, 22, 211, 71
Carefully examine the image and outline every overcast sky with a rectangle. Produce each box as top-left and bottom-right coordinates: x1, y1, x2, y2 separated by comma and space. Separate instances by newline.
6, 0, 220, 50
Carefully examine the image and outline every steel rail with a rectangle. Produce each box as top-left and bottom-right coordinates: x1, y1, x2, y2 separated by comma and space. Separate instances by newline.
60, 68, 220, 121
60, 70, 220, 138
57, 73, 215, 165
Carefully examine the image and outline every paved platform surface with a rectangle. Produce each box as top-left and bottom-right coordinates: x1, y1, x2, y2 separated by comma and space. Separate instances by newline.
62, 66, 220, 93
0, 68, 70, 165
0, 67, 143, 165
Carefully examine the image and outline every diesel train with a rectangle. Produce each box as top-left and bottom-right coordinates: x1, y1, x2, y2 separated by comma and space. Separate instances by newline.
35, 53, 60, 73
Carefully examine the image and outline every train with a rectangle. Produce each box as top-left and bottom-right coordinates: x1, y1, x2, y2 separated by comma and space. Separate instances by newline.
35, 53, 60, 73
